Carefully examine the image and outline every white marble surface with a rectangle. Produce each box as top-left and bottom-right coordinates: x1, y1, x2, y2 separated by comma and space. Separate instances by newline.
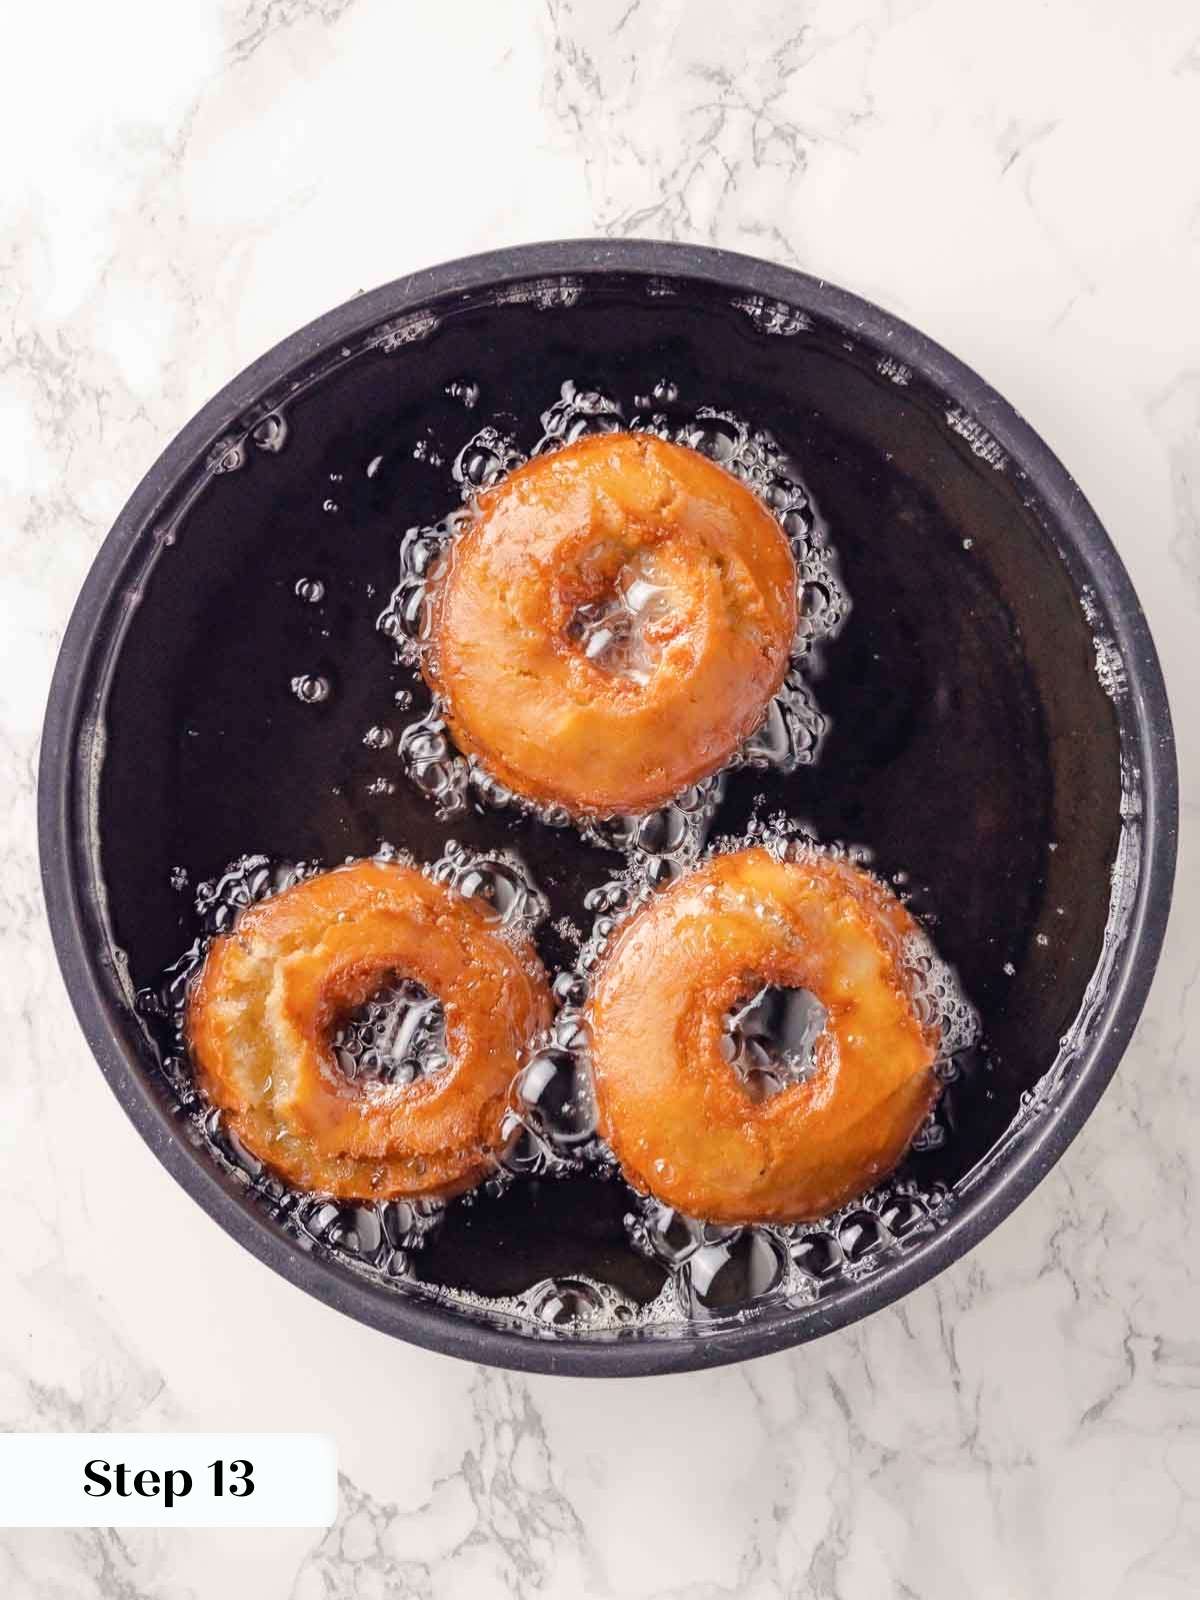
2, 1, 1198, 1594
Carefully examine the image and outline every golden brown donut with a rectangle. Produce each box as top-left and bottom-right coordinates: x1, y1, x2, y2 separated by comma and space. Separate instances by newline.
186, 859, 551, 1200
586, 847, 941, 1224
425, 432, 797, 816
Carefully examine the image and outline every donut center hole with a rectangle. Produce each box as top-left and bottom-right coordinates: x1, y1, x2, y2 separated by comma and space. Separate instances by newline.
331, 977, 447, 1086
721, 984, 828, 1102
567, 566, 671, 685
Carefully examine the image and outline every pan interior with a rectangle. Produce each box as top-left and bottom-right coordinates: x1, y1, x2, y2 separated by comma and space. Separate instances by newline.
88, 270, 1130, 1346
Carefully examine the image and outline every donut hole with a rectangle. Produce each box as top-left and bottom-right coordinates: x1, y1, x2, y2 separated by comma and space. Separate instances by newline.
566, 561, 673, 686
721, 983, 829, 1102
330, 974, 448, 1087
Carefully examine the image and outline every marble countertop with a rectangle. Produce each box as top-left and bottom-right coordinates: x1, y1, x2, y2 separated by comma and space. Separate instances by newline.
2, 1, 1197, 1595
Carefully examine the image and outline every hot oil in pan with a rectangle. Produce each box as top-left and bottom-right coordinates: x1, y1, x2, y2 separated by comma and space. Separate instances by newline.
132, 376, 981, 1334
106, 281, 1121, 1337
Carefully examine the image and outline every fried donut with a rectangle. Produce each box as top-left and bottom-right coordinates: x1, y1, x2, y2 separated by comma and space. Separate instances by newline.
186, 859, 552, 1200
426, 432, 797, 816
587, 848, 940, 1224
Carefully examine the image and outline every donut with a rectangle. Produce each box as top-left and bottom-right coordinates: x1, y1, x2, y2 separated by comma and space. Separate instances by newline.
586, 847, 940, 1224
186, 859, 552, 1200
425, 432, 798, 817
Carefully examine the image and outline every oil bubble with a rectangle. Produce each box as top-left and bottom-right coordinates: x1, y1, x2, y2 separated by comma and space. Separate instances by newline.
878, 1193, 928, 1238
332, 978, 446, 1086
723, 984, 827, 1100
517, 1048, 597, 1145
790, 1231, 842, 1281
731, 295, 811, 336
525, 1277, 605, 1327
683, 1231, 788, 1316
445, 378, 480, 409
251, 412, 288, 453
208, 436, 246, 473
291, 674, 330, 704
633, 1201, 703, 1266
430, 840, 548, 933
453, 427, 522, 496
838, 1210, 889, 1263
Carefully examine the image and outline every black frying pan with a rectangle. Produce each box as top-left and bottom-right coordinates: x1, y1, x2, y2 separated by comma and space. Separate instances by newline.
38, 240, 1176, 1376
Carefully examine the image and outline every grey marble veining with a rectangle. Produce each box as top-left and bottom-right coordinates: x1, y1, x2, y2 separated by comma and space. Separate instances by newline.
1, 1, 1197, 1595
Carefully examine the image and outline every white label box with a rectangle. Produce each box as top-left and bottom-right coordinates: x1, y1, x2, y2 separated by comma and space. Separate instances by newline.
0, 1434, 338, 1528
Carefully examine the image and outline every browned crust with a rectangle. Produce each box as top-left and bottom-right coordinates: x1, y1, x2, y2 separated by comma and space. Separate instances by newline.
186, 860, 552, 1200
587, 848, 941, 1224
426, 432, 798, 816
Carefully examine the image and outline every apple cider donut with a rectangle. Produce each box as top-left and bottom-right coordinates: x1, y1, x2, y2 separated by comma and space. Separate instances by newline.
586, 847, 941, 1225
425, 432, 798, 817
186, 859, 552, 1200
